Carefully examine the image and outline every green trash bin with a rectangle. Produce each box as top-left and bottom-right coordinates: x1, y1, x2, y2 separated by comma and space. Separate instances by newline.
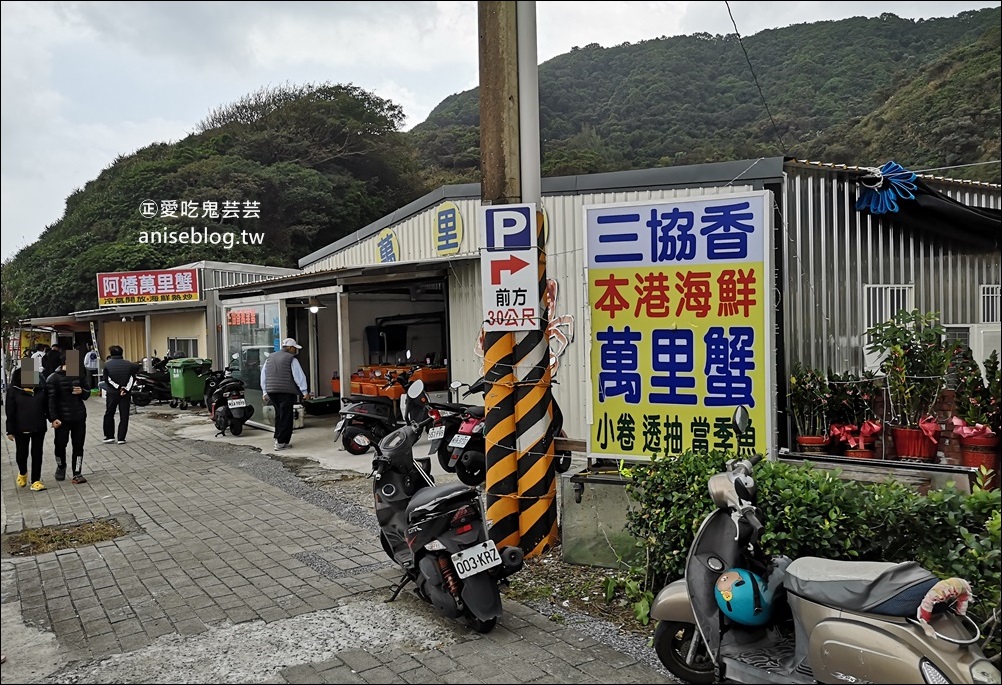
167, 358, 213, 408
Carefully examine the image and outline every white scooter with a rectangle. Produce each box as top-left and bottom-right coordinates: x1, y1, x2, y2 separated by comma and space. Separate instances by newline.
649, 406, 1000, 685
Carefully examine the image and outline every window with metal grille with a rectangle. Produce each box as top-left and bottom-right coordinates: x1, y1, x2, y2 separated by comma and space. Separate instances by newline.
167, 338, 198, 358
863, 284, 915, 370
982, 284, 1001, 324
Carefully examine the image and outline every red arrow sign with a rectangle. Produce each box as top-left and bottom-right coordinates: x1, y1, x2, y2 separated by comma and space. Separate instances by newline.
490, 254, 530, 285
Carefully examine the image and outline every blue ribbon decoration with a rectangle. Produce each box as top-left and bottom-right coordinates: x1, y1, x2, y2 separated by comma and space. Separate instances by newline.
855, 161, 918, 214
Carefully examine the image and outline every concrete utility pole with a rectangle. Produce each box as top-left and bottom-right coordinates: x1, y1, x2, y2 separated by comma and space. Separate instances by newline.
478, 0, 558, 559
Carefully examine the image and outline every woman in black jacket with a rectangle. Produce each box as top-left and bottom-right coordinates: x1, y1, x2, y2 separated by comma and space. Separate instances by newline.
5, 367, 49, 491
47, 364, 90, 484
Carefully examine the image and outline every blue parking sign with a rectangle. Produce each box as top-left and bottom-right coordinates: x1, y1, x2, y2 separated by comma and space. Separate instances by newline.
482, 204, 534, 251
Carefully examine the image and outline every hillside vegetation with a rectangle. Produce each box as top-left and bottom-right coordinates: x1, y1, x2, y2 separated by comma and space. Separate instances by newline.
4, 8, 999, 317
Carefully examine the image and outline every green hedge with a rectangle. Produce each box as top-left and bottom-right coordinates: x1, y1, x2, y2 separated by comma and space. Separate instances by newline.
624, 452, 1000, 655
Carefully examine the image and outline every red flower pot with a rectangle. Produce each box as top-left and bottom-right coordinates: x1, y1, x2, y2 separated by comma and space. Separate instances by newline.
959, 433, 1001, 490
890, 426, 937, 462
796, 435, 830, 454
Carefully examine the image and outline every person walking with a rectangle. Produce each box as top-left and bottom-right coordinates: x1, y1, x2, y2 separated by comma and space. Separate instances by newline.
47, 362, 90, 484
260, 338, 311, 450
5, 367, 49, 491
83, 342, 99, 388
102, 345, 140, 444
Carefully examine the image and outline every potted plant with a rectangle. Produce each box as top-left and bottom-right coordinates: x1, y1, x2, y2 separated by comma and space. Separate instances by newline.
950, 347, 1001, 487
828, 370, 882, 459
788, 362, 831, 453
865, 309, 950, 462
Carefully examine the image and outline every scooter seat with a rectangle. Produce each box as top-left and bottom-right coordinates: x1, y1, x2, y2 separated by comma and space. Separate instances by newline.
407, 482, 477, 518
785, 557, 938, 616
431, 402, 473, 413
465, 406, 485, 418
343, 394, 394, 405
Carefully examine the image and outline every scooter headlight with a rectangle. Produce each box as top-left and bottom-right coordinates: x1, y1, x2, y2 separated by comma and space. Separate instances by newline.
972, 660, 1002, 684
919, 659, 950, 684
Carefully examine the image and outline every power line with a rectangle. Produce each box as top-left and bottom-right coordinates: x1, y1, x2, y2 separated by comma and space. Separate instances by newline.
912, 160, 1001, 174
724, 1, 788, 157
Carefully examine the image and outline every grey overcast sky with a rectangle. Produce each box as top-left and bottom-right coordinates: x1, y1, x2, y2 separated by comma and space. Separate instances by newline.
2, 1, 999, 259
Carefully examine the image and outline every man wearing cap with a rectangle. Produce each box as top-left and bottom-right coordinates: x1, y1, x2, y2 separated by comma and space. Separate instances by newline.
260, 338, 311, 450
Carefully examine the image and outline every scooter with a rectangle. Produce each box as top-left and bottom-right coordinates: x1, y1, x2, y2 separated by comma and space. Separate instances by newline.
353, 379, 525, 633
335, 368, 428, 455
649, 406, 1000, 685
132, 354, 174, 407
444, 379, 573, 486
426, 378, 487, 476
206, 365, 254, 437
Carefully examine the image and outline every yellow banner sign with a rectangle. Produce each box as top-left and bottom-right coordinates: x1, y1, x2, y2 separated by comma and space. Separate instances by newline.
585, 192, 774, 459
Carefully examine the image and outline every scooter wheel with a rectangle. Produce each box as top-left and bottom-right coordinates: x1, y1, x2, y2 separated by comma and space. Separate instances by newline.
653, 620, 714, 685
229, 421, 244, 436
555, 455, 573, 473
132, 392, 152, 407
342, 426, 373, 455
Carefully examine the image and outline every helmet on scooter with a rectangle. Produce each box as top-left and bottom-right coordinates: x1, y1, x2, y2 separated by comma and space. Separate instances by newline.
714, 568, 773, 626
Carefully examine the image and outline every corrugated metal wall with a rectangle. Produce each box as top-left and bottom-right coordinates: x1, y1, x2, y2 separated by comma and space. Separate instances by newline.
782, 165, 1001, 375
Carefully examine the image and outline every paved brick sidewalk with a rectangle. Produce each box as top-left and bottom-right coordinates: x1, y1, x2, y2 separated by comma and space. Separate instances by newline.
1, 407, 673, 683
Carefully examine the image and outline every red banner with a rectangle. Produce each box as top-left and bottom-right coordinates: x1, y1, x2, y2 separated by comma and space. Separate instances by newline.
96, 268, 200, 306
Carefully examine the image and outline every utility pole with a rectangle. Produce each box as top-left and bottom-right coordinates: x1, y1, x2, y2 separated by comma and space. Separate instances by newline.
478, 0, 558, 559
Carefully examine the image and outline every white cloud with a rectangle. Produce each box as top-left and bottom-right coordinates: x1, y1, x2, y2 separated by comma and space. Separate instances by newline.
2, 0, 999, 259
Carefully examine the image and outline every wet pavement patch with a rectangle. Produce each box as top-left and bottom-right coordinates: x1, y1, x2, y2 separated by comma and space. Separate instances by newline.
1, 514, 140, 557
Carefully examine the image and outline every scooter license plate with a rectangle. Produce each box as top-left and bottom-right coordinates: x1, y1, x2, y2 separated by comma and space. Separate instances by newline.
428, 426, 445, 441
449, 434, 472, 448
451, 540, 501, 579
227, 398, 246, 408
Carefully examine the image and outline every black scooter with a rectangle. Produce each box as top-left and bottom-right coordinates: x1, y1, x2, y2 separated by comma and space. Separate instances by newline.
206, 366, 253, 436
335, 368, 427, 455
353, 380, 525, 633
439, 378, 573, 486
132, 354, 174, 407
424, 378, 487, 474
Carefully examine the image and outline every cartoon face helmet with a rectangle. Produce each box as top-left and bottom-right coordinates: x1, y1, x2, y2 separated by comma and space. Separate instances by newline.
714, 568, 774, 626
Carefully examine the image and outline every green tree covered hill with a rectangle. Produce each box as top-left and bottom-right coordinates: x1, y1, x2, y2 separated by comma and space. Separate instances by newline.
411, 8, 1001, 181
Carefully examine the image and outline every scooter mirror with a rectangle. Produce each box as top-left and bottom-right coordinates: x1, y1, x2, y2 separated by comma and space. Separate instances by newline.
352, 433, 371, 448
450, 380, 463, 389
407, 379, 425, 399
406, 349, 412, 361
732, 405, 751, 435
